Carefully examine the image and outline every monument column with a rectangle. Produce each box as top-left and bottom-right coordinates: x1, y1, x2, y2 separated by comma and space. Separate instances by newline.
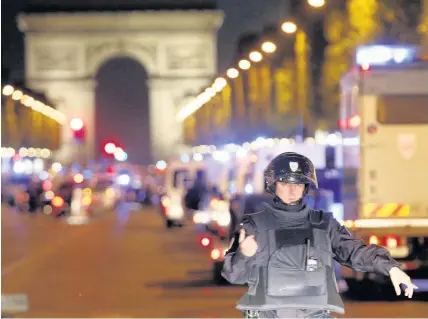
148, 77, 182, 162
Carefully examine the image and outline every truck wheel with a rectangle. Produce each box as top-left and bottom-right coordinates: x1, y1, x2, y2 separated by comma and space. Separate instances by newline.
213, 261, 227, 285
166, 220, 174, 228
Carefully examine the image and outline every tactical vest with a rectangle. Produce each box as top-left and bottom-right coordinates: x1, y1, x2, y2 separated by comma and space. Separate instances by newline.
236, 208, 345, 314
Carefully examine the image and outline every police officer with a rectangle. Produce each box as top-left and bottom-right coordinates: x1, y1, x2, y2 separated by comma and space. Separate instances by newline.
222, 152, 417, 318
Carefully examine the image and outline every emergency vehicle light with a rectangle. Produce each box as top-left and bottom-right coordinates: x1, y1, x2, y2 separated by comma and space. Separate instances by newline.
356, 45, 417, 66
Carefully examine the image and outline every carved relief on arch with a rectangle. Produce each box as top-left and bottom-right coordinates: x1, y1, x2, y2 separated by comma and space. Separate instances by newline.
33, 44, 79, 72
85, 40, 157, 75
165, 43, 209, 71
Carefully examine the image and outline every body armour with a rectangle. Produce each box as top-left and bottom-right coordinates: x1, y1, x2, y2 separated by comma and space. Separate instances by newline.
236, 204, 345, 314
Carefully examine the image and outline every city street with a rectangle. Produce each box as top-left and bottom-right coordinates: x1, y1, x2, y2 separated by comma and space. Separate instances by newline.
2, 203, 428, 318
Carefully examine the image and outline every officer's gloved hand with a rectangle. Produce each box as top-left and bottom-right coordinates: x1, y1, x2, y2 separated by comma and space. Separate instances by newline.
389, 267, 418, 298
239, 229, 258, 257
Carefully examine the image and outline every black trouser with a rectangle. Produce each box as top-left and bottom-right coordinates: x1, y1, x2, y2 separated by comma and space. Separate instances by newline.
245, 309, 335, 318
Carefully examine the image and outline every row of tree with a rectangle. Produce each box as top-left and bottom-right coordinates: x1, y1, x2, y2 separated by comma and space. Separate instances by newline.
183, 0, 428, 146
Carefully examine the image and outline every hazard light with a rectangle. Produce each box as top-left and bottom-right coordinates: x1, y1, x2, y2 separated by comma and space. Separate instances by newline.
369, 235, 379, 245
211, 248, 221, 260
201, 237, 211, 247
385, 235, 398, 249
211, 248, 227, 260
52, 196, 64, 208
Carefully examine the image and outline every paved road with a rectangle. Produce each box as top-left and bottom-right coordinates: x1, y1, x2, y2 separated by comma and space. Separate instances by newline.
2, 203, 427, 318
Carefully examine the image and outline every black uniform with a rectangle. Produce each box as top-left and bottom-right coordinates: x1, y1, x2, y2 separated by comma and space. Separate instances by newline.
221, 152, 401, 318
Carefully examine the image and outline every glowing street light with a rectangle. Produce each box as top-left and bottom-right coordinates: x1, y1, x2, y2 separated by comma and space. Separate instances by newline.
281, 21, 298, 34
226, 68, 239, 79
308, 0, 325, 8
238, 59, 251, 70
249, 51, 263, 63
261, 41, 277, 54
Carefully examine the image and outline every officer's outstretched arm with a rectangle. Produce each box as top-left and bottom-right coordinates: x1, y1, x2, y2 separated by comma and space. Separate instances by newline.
221, 216, 256, 284
329, 218, 400, 275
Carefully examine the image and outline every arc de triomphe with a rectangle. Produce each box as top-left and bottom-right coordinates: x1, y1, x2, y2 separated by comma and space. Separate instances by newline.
18, 10, 223, 164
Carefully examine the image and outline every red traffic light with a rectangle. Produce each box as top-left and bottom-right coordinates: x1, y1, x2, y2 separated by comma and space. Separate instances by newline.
70, 117, 85, 142
70, 118, 84, 131
104, 142, 116, 154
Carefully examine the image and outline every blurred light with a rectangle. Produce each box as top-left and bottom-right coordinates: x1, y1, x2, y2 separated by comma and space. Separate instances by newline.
261, 41, 277, 53
39, 171, 49, 180
114, 150, 127, 162
211, 248, 221, 260
45, 191, 55, 201
369, 235, 379, 245
344, 220, 354, 228
13, 161, 25, 174
238, 59, 251, 70
308, 0, 325, 8
74, 173, 84, 184
2, 85, 14, 96
201, 237, 211, 247
244, 183, 254, 194
236, 148, 247, 158
281, 21, 297, 34
204, 87, 216, 97
156, 160, 167, 170
213, 77, 227, 92
43, 205, 53, 214
52, 162, 62, 173
212, 150, 230, 162
33, 158, 44, 173
23, 159, 33, 174
180, 154, 190, 163
41, 149, 51, 158
18, 148, 28, 157
83, 188, 92, 196
193, 153, 203, 162
70, 117, 84, 131
356, 45, 416, 66
42, 180, 52, 191
83, 169, 93, 179
249, 51, 263, 62
82, 195, 92, 206
27, 148, 36, 157
117, 174, 131, 186
386, 236, 398, 249
104, 142, 116, 154
349, 115, 361, 128
12, 90, 23, 101
361, 63, 371, 71
226, 68, 239, 79
52, 196, 64, 208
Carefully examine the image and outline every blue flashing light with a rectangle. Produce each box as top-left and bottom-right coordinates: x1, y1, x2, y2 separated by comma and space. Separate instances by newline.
356, 45, 417, 66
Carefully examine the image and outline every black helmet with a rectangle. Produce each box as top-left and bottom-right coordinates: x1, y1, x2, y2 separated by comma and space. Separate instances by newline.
264, 152, 318, 194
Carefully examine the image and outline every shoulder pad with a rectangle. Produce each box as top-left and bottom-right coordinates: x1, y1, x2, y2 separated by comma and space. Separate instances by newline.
309, 209, 333, 226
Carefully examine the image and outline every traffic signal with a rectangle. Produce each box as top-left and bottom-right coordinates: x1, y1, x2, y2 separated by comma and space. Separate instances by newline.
104, 142, 116, 155
70, 118, 85, 142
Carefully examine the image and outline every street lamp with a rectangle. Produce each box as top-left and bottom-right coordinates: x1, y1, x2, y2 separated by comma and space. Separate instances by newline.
281, 21, 298, 34
226, 68, 239, 79
249, 51, 263, 62
261, 41, 277, 54
238, 59, 251, 70
307, 0, 325, 8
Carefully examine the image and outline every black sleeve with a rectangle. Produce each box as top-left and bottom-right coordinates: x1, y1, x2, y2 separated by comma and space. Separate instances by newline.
329, 218, 401, 276
221, 215, 257, 284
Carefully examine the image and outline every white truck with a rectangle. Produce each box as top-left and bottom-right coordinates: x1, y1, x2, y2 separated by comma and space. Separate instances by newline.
339, 45, 428, 298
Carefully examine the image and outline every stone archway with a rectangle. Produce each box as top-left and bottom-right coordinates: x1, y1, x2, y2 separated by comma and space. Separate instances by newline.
18, 10, 223, 164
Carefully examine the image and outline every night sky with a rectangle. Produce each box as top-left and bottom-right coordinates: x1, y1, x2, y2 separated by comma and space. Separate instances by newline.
1, 0, 290, 164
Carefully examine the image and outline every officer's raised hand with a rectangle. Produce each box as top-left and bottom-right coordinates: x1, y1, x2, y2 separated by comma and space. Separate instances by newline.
239, 228, 258, 257
389, 267, 418, 298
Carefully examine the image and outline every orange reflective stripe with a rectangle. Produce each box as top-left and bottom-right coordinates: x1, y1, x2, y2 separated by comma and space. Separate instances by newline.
363, 203, 410, 217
